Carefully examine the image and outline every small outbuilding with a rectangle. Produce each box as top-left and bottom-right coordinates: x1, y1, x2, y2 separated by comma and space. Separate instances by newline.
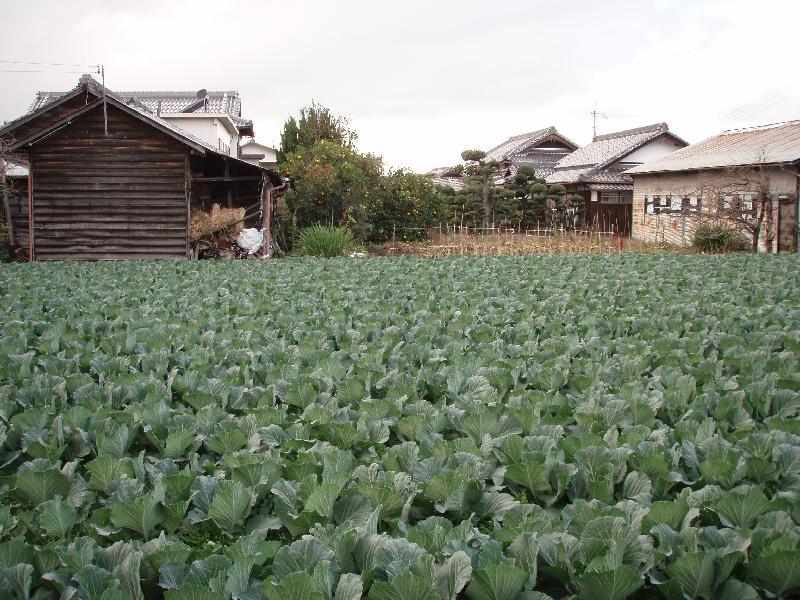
625, 121, 800, 252
0, 75, 282, 260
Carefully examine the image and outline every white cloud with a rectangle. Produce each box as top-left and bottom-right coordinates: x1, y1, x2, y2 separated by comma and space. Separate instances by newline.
1, 0, 797, 172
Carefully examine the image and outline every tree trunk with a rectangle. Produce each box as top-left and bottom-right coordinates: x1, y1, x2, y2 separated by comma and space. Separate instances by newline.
764, 194, 775, 253
482, 176, 490, 227
753, 193, 766, 252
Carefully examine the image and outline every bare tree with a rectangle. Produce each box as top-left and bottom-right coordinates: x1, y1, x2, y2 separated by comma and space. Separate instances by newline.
651, 152, 782, 252
701, 163, 775, 252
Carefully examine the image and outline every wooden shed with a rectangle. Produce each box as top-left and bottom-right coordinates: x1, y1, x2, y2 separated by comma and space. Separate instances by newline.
0, 75, 282, 260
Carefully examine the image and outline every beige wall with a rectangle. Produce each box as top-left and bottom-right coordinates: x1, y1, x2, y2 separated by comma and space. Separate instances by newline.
161, 115, 238, 157
631, 166, 798, 251
621, 136, 686, 165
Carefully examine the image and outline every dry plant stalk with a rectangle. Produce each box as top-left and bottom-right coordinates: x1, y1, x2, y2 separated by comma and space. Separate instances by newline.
381, 232, 632, 257
189, 203, 246, 241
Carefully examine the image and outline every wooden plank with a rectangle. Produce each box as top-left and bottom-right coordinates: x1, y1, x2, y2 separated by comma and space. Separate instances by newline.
9, 99, 105, 151
26, 106, 196, 260
37, 222, 186, 230
191, 175, 262, 182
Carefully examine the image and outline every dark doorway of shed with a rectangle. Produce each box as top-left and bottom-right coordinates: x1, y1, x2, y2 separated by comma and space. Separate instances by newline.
586, 191, 632, 236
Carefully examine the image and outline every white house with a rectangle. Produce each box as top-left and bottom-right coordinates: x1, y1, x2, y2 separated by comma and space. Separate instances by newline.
239, 138, 278, 169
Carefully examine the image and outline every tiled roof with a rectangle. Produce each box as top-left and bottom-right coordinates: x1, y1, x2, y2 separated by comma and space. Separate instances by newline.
7, 76, 263, 166
1, 76, 281, 186
556, 123, 669, 169
625, 120, 800, 174
546, 123, 683, 185
546, 167, 589, 184
429, 176, 466, 191
426, 168, 466, 191
484, 126, 578, 162
30, 88, 243, 117
28, 85, 254, 134
586, 182, 633, 191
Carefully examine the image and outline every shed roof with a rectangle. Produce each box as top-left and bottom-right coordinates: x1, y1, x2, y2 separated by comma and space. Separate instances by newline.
484, 126, 578, 162
625, 120, 800, 174
546, 123, 686, 184
1, 75, 281, 184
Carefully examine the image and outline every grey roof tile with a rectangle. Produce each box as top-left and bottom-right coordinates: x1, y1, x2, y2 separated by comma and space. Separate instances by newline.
30, 88, 244, 117
484, 126, 578, 162
546, 123, 684, 185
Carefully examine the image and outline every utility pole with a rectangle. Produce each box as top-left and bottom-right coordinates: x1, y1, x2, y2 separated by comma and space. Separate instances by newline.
101, 65, 108, 136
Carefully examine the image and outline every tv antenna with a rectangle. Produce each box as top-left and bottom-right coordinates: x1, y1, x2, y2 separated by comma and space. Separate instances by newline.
590, 101, 608, 139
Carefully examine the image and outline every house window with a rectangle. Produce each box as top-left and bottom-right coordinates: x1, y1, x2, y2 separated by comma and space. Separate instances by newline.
679, 196, 699, 214
740, 193, 755, 219
720, 195, 733, 215
600, 192, 633, 204
601, 192, 620, 204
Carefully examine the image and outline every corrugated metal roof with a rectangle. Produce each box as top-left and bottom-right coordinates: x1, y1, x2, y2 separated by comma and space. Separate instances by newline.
484, 126, 577, 162
625, 120, 800, 174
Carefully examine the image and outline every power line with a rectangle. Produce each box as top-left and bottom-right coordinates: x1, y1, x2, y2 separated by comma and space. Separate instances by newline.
0, 69, 94, 73
0, 59, 99, 68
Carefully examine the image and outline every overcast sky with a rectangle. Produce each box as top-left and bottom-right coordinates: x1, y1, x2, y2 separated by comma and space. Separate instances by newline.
1, 0, 798, 172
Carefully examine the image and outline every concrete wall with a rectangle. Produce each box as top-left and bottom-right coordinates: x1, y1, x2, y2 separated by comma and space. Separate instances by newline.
621, 136, 686, 166
631, 167, 798, 251
240, 140, 277, 168
161, 116, 237, 157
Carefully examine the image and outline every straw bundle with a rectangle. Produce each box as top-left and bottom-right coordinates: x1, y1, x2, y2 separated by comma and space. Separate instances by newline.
189, 203, 246, 241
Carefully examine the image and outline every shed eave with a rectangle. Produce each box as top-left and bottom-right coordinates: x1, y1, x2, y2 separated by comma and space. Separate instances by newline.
0, 85, 98, 139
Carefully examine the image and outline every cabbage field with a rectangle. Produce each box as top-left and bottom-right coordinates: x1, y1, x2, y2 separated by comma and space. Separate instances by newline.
1, 254, 800, 600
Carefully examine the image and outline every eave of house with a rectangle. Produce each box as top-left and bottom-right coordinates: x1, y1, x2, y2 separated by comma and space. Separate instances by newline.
160, 112, 240, 136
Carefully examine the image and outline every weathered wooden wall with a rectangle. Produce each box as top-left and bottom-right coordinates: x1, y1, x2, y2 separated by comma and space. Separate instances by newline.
5, 176, 30, 254
29, 105, 189, 260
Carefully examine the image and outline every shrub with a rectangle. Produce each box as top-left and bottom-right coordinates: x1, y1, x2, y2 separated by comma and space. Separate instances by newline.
692, 223, 750, 253
0, 223, 10, 261
296, 225, 353, 257
460, 149, 487, 162
368, 169, 449, 243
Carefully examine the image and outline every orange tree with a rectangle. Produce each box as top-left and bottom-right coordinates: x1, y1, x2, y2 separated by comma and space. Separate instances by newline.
279, 140, 382, 242
368, 170, 449, 242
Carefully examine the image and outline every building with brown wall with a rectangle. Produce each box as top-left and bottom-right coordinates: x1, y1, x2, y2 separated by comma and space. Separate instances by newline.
626, 121, 800, 252
546, 123, 687, 235
0, 75, 282, 260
